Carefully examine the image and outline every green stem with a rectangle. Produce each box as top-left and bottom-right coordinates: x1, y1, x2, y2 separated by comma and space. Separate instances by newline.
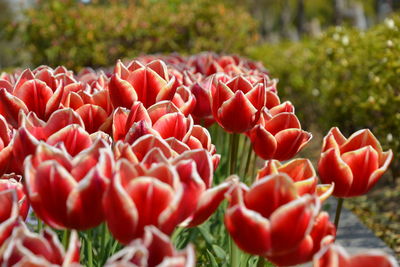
251, 153, 258, 180
257, 257, 266, 267
100, 223, 107, 260
62, 229, 71, 250
334, 198, 344, 229
230, 237, 240, 267
228, 133, 241, 267
243, 143, 253, 181
229, 133, 239, 175
37, 218, 43, 232
87, 230, 93, 267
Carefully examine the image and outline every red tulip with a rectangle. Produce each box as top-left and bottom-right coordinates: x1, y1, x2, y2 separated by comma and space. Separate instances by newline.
313, 237, 399, 267
24, 140, 112, 230
0, 176, 29, 220
267, 212, 336, 266
147, 101, 193, 142
318, 128, 393, 197
109, 60, 176, 108
0, 224, 80, 267
257, 159, 334, 202
189, 78, 215, 126
0, 189, 19, 246
105, 226, 195, 267
103, 159, 206, 244
62, 82, 113, 133
211, 75, 266, 133
0, 70, 65, 123
172, 86, 196, 116
0, 115, 14, 175
112, 102, 154, 142
248, 108, 311, 161
225, 174, 319, 256
12, 109, 85, 172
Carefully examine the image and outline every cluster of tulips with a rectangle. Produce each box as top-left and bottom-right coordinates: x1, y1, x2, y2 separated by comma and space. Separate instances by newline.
0, 52, 397, 266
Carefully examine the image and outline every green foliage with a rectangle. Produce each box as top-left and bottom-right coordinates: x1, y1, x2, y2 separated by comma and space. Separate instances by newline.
8, 0, 258, 70
249, 16, 400, 175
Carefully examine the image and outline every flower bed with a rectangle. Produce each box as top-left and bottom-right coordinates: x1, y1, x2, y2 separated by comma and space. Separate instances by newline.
0, 53, 397, 266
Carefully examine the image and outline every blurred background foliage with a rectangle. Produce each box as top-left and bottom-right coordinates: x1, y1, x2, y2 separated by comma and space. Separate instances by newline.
1, 0, 259, 69
0, 0, 399, 176
249, 14, 400, 177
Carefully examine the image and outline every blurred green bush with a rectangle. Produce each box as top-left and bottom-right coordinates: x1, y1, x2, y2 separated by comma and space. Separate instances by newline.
249, 17, 400, 176
6, 0, 258, 70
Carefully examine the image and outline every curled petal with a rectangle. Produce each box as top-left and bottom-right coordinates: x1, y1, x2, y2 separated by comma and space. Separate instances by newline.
264, 113, 301, 136
245, 174, 298, 219
0, 88, 28, 128
340, 129, 383, 157
322, 127, 347, 152
269, 195, 319, 255
318, 148, 353, 197
274, 129, 312, 161
248, 125, 277, 160
342, 146, 379, 197
316, 183, 335, 202
225, 205, 271, 255
187, 177, 236, 227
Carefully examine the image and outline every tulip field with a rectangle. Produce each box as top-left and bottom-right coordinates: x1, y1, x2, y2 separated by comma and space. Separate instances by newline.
0, 53, 398, 266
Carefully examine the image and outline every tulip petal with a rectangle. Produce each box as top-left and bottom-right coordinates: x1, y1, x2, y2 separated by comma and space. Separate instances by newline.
152, 113, 189, 141
211, 82, 234, 120
342, 146, 379, 197
245, 174, 298, 219
76, 104, 108, 133
104, 172, 139, 244
278, 158, 316, 182
46, 125, 92, 157
322, 127, 347, 152
43, 108, 84, 139
187, 178, 234, 227
109, 74, 138, 108
218, 91, 257, 132
27, 161, 77, 229
0, 88, 28, 128
131, 134, 172, 161
368, 150, 393, 190
126, 177, 175, 238
14, 79, 53, 119
248, 125, 277, 160
67, 168, 108, 230
245, 83, 266, 110
225, 205, 271, 255
316, 183, 335, 202
269, 195, 318, 255
340, 129, 383, 157
318, 148, 353, 197
112, 107, 129, 141
274, 129, 312, 161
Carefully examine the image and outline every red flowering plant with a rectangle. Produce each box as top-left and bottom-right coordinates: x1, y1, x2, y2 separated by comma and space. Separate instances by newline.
0, 52, 396, 267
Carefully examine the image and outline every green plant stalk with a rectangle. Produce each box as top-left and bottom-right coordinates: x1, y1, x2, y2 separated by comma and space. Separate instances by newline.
87, 230, 94, 267
37, 218, 43, 233
257, 257, 266, 267
243, 143, 253, 182
100, 223, 107, 261
228, 133, 240, 267
62, 229, 71, 250
334, 198, 344, 229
